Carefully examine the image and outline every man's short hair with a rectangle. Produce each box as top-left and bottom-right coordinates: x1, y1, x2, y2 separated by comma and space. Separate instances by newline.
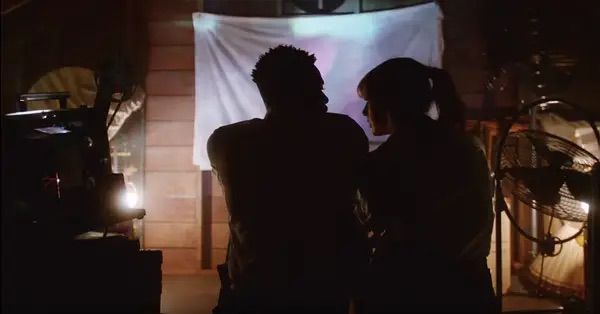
251, 45, 317, 86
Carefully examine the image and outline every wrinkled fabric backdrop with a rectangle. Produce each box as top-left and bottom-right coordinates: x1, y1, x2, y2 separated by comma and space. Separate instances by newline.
193, 3, 443, 168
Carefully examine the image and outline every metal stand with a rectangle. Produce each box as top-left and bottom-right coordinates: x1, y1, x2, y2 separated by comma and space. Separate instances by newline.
494, 182, 506, 313
586, 164, 599, 314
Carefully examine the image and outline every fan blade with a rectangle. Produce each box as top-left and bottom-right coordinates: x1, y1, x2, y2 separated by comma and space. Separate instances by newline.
526, 133, 551, 158
565, 170, 593, 202
505, 167, 565, 206
526, 133, 573, 167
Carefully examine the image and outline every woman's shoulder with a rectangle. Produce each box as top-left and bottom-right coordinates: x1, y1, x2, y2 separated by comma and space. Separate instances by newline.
459, 133, 488, 162
463, 133, 486, 154
441, 130, 486, 155
448, 133, 490, 177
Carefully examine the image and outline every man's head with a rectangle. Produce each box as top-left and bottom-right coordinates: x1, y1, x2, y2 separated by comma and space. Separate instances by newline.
252, 45, 328, 114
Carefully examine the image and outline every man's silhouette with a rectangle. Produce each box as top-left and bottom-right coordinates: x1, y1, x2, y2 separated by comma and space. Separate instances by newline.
207, 45, 368, 313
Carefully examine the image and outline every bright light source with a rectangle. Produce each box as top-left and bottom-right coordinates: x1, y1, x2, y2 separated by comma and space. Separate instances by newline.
120, 182, 139, 210
581, 202, 589, 214
124, 191, 138, 209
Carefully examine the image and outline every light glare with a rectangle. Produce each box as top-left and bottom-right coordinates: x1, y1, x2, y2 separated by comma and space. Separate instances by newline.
581, 202, 589, 214
123, 191, 138, 209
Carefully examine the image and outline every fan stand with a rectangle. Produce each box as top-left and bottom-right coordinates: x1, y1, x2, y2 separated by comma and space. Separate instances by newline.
588, 163, 599, 312
493, 98, 600, 314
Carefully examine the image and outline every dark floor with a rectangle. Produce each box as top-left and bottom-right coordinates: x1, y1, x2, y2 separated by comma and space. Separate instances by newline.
162, 273, 220, 314
161, 273, 564, 314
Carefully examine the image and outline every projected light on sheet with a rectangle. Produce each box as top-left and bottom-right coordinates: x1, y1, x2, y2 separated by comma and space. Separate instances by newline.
290, 14, 377, 39
192, 3, 443, 169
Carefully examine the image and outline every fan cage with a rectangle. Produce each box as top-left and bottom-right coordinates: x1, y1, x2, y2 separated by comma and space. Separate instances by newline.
499, 130, 598, 222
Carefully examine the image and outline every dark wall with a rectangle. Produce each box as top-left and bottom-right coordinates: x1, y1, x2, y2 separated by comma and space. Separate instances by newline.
438, 0, 487, 119
203, 0, 280, 16
1, 0, 147, 115
482, 0, 600, 118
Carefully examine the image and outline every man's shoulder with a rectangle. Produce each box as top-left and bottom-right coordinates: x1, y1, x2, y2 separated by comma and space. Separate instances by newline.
210, 119, 263, 140
321, 113, 368, 152
207, 119, 264, 155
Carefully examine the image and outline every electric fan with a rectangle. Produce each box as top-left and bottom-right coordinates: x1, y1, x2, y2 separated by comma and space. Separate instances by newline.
493, 98, 600, 314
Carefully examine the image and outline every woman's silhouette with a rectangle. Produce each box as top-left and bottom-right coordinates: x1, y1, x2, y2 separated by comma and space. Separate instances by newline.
357, 58, 496, 313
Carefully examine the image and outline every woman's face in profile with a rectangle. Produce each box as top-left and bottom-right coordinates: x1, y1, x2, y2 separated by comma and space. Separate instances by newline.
359, 87, 392, 136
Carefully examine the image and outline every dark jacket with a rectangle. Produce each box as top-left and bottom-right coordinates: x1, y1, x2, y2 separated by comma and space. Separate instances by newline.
359, 117, 495, 312
207, 111, 369, 306
360, 117, 492, 262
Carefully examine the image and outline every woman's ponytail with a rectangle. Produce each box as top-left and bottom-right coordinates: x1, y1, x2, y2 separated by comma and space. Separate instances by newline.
428, 67, 466, 132
358, 58, 466, 131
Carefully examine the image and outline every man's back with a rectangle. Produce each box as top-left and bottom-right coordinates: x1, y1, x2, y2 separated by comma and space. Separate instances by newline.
208, 112, 368, 299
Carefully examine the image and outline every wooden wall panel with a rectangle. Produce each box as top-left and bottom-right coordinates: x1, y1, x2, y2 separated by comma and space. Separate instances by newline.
145, 197, 197, 222
148, 21, 194, 46
212, 196, 228, 223
145, 172, 197, 222
146, 146, 196, 171
155, 248, 202, 275
146, 96, 195, 121
211, 223, 229, 249
146, 70, 195, 96
146, 121, 194, 146
212, 248, 227, 268
149, 46, 195, 70
144, 222, 200, 248
147, 0, 198, 21
211, 173, 223, 197
144, 0, 202, 274
145, 172, 197, 199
